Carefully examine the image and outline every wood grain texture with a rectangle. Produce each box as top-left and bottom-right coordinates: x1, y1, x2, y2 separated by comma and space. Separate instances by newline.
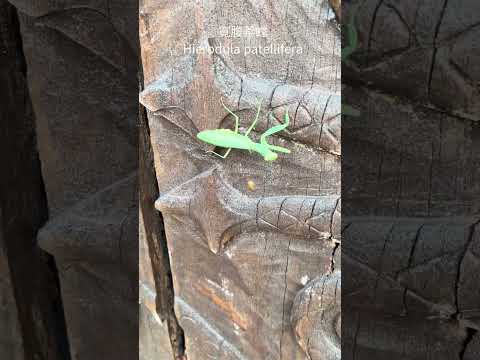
344, 0, 480, 121
140, 0, 341, 358
343, 0, 480, 358
10, 0, 140, 358
1, 1, 70, 358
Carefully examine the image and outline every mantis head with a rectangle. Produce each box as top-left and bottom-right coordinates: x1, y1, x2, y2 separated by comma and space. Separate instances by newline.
254, 143, 279, 161
263, 151, 278, 162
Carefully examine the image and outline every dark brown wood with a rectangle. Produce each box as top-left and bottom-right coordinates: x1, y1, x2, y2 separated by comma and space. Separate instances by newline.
0, 1, 70, 358
9, 0, 139, 359
343, 0, 480, 358
0, 210, 24, 360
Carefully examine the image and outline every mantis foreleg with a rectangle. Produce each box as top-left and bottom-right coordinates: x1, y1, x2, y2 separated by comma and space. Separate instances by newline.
258, 111, 291, 154
262, 111, 290, 137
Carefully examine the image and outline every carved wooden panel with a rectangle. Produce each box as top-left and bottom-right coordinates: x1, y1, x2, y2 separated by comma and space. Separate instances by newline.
1, 1, 73, 358
11, 0, 139, 359
344, 0, 480, 121
343, 0, 480, 358
140, 0, 341, 358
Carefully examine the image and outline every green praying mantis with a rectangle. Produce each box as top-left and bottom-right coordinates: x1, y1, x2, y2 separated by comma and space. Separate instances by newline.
197, 5, 362, 161
197, 99, 291, 162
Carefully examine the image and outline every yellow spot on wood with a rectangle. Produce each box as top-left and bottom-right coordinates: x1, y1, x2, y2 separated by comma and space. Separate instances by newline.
247, 180, 256, 191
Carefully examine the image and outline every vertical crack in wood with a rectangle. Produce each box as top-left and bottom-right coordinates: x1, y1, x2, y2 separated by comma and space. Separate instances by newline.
455, 220, 480, 316
329, 197, 340, 272
139, 67, 186, 359
366, 0, 386, 66
427, 0, 449, 98
279, 235, 292, 360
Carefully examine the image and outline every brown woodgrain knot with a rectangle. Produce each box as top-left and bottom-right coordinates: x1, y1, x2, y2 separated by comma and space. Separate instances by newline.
155, 169, 341, 254
291, 271, 341, 360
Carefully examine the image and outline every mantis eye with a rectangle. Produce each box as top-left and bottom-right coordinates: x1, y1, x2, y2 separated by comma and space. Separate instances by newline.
264, 152, 277, 161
